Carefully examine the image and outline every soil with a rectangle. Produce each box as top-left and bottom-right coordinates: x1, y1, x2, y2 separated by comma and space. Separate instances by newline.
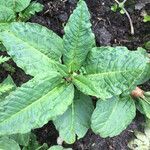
0, 0, 150, 149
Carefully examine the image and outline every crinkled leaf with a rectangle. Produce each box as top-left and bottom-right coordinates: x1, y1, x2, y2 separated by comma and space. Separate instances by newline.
0, 22, 64, 76
91, 96, 136, 138
54, 91, 94, 144
0, 136, 20, 150
74, 47, 150, 99
63, 0, 95, 71
19, 2, 44, 21
0, 72, 74, 136
0, 0, 14, 9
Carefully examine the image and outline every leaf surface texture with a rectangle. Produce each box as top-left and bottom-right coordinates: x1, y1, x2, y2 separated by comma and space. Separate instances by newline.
63, 0, 95, 71
91, 96, 136, 137
54, 91, 94, 144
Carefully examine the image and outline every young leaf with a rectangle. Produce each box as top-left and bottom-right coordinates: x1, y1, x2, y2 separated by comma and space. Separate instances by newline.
136, 97, 150, 119
63, 0, 95, 71
0, 56, 10, 64
74, 47, 150, 99
19, 2, 44, 22
0, 73, 74, 136
0, 136, 20, 150
0, 75, 16, 101
0, 84, 14, 96
143, 15, 150, 22
0, 22, 64, 76
54, 91, 94, 144
91, 96, 136, 138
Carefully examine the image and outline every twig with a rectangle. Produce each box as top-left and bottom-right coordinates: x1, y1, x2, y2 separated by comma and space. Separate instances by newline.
114, 0, 134, 35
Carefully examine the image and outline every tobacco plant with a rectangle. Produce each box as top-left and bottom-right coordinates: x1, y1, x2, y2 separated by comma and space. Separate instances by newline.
0, 0, 150, 144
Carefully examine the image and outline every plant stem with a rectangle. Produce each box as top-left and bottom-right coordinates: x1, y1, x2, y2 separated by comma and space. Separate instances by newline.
114, 0, 134, 35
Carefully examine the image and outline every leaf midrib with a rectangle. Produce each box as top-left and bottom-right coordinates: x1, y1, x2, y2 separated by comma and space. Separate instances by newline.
3, 30, 57, 65
0, 81, 66, 126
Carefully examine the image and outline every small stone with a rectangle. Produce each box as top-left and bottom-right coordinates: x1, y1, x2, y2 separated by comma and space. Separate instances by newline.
68, 0, 77, 5
59, 12, 68, 22
94, 27, 112, 45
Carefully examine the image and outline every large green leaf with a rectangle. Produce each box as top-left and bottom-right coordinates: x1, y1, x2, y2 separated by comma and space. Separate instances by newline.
0, 72, 74, 136
63, 0, 95, 72
0, 22, 64, 76
73, 47, 150, 99
0, 136, 20, 150
54, 91, 94, 144
91, 96, 136, 138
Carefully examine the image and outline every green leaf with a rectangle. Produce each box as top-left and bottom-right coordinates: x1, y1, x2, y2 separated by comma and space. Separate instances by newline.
0, 136, 20, 150
143, 15, 150, 22
54, 91, 94, 144
63, 0, 95, 71
13, 0, 31, 12
10, 133, 31, 147
0, 0, 31, 12
0, 43, 6, 51
0, 72, 74, 136
0, 75, 16, 100
0, 22, 64, 76
19, 2, 44, 21
145, 41, 150, 50
111, 3, 118, 12
0, 6, 15, 23
22, 133, 48, 150
74, 47, 150, 99
48, 146, 72, 150
0, 0, 14, 9
0, 56, 10, 64
91, 96, 136, 138
136, 97, 150, 119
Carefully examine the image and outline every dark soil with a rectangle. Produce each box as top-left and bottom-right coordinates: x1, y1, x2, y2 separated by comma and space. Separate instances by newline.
0, 0, 150, 149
